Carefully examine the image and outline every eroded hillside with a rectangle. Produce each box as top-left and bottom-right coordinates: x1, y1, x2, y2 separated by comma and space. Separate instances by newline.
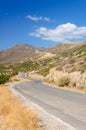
0, 41, 86, 89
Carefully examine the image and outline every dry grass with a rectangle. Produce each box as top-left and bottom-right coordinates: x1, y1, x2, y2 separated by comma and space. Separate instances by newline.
0, 85, 41, 130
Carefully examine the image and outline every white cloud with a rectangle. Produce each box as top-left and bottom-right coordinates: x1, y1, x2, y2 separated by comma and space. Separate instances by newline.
26, 15, 50, 22
29, 23, 86, 42
44, 17, 50, 22
26, 15, 42, 21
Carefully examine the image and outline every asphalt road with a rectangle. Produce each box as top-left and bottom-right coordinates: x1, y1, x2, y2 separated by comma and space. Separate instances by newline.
14, 79, 86, 130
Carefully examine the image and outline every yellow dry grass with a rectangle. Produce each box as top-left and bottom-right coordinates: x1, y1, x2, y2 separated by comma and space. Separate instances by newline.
0, 85, 41, 130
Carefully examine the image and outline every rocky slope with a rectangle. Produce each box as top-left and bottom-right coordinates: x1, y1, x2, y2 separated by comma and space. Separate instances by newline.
45, 67, 86, 90
0, 41, 86, 64
38, 42, 86, 90
0, 41, 86, 90
47, 41, 86, 55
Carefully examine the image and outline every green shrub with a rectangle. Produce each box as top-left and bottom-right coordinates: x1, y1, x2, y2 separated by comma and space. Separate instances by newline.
80, 65, 86, 74
0, 74, 10, 84
58, 75, 70, 87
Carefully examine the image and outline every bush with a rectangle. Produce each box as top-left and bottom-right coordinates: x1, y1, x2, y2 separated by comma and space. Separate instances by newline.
58, 75, 70, 87
0, 74, 10, 84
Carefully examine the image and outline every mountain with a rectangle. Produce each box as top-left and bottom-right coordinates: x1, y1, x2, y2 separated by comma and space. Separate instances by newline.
38, 41, 86, 76
0, 42, 86, 90
0, 42, 86, 64
0, 44, 40, 63
46, 41, 86, 55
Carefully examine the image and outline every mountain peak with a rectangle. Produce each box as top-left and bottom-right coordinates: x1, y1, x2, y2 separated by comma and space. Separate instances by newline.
0, 43, 38, 63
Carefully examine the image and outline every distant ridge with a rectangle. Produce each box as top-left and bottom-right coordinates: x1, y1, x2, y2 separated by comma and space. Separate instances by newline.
0, 41, 86, 64
0, 43, 39, 63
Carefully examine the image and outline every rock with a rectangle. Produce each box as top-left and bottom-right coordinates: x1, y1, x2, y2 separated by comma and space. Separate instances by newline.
69, 71, 86, 89
46, 67, 86, 89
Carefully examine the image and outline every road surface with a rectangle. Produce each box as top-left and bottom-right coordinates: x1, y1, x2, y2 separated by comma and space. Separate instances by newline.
14, 79, 86, 130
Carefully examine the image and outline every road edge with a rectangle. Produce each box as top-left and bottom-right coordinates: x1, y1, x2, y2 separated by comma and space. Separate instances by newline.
7, 82, 77, 130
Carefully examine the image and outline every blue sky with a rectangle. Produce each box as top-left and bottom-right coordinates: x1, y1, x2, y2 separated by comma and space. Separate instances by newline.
0, 0, 86, 50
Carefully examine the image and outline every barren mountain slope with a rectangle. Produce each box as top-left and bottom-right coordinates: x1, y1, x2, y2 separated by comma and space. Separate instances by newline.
0, 44, 39, 63
0, 42, 86, 65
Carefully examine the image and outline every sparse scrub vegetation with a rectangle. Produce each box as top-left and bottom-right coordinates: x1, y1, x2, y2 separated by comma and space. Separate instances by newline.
38, 67, 50, 76
0, 42, 86, 86
57, 76, 70, 87
80, 65, 86, 74
76, 44, 86, 55
0, 65, 5, 73
38, 63, 56, 76
0, 74, 10, 84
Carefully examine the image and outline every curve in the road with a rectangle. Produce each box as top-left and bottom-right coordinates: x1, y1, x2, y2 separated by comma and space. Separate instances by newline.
14, 79, 86, 130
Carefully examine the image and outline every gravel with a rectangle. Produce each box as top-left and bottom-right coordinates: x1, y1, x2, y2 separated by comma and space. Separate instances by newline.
8, 82, 76, 130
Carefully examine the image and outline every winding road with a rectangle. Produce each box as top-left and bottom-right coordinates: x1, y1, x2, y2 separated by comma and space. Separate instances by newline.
14, 79, 86, 130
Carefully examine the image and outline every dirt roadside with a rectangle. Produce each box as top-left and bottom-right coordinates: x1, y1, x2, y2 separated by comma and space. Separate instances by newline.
43, 81, 86, 93
0, 76, 41, 130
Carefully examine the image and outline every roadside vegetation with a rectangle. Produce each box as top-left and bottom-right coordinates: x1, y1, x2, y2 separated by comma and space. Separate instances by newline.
0, 42, 86, 88
57, 76, 70, 87
0, 84, 40, 130
0, 74, 11, 84
0, 63, 41, 129
0, 62, 40, 84
0, 65, 41, 129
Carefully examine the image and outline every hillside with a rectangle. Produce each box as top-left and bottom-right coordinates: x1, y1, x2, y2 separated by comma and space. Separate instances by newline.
0, 41, 86, 75
0, 44, 40, 63
0, 41, 86, 64
36, 42, 86, 73
47, 41, 86, 54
